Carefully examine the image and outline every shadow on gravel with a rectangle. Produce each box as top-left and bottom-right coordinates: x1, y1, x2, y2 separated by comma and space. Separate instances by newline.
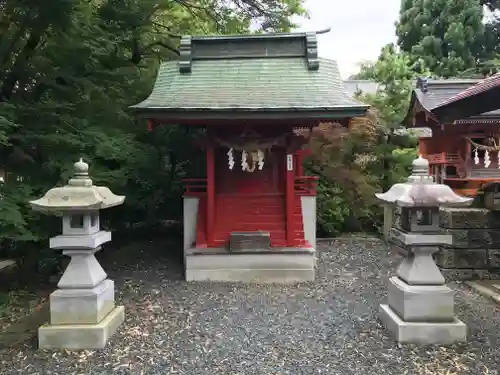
99, 231, 185, 282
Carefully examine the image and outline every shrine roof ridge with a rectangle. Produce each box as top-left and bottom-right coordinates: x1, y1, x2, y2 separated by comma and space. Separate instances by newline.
403, 77, 500, 126
179, 31, 320, 73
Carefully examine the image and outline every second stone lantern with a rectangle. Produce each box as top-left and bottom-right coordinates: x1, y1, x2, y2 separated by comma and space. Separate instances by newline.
375, 155, 472, 344
30, 158, 125, 349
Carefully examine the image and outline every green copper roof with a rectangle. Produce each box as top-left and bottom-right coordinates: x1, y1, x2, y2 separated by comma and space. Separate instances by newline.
131, 32, 369, 119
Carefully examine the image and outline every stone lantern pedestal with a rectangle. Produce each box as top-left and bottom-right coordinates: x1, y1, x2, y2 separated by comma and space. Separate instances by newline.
375, 156, 472, 345
30, 159, 125, 349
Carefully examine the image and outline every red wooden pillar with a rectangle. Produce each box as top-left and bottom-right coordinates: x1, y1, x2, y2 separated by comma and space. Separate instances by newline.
285, 152, 295, 246
206, 146, 215, 246
296, 150, 304, 176
418, 138, 431, 175
464, 137, 471, 178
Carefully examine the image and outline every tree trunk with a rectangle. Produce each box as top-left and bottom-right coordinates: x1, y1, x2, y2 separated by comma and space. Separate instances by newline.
0, 28, 45, 101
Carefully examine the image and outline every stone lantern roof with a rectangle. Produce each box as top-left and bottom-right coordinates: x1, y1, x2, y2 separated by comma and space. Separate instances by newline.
375, 156, 472, 207
30, 158, 125, 213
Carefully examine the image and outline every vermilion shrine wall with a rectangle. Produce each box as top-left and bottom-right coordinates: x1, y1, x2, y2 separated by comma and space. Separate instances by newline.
182, 145, 317, 250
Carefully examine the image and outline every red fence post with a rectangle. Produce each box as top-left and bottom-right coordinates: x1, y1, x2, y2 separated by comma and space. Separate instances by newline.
206, 146, 215, 246
285, 153, 295, 246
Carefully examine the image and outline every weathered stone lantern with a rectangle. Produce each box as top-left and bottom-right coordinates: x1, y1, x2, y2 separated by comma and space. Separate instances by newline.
375, 155, 472, 344
30, 158, 125, 349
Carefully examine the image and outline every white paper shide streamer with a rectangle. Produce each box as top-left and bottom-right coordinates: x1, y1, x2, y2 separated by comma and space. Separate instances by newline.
241, 150, 248, 171
227, 148, 234, 170
226, 147, 266, 172
485, 150, 491, 168
257, 150, 264, 170
474, 148, 480, 165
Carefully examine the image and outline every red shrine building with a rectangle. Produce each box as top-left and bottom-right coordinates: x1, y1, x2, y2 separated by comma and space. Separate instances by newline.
131, 32, 369, 283
404, 77, 500, 197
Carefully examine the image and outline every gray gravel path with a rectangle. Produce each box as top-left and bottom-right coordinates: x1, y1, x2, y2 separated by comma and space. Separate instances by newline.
0, 237, 499, 375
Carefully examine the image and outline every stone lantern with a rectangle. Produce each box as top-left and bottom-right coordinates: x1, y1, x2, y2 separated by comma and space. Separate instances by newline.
375, 155, 472, 344
30, 158, 125, 349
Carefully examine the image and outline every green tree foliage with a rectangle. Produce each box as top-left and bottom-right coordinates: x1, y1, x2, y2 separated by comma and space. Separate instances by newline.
396, 0, 487, 77
338, 44, 422, 229
305, 120, 382, 236
356, 44, 430, 126
0, 0, 306, 274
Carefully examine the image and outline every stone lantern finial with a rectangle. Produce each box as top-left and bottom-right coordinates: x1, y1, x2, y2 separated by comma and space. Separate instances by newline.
406, 155, 433, 185
413, 155, 429, 175
74, 158, 88, 175
68, 157, 92, 187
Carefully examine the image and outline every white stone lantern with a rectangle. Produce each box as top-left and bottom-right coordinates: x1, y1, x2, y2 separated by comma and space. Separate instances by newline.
375, 155, 472, 345
29, 158, 125, 349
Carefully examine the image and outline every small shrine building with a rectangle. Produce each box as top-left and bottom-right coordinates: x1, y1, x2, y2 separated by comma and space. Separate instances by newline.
403, 77, 500, 197
131, 32, 369, 282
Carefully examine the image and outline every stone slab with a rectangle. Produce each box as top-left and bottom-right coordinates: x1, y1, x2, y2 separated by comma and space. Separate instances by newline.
439, 207, 500, 229
379, 304, 466, 345
0, 259, 15, 271
441, 268, 500, 282
50, 279, 115, 325
434, 247, 489, 269
440, 228, 500, 249
185, 250, 315, 283
388, 277, 454, 322
229, 231, 271, 252
466, 280, 500, 304
186, 247, 314, 256
38, 305, 125, 350
186, 268, 314, 283
488, 249, 500, 268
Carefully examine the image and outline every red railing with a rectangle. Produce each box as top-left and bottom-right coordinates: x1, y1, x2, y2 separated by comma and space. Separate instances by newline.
294, 176, 318, 196
183, 176, 318, 196
182, 178, 207, 196
427, 152, 460, 164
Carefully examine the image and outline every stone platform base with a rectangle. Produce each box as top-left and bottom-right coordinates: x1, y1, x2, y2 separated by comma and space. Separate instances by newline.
38, 305, 125, 349
380, 304, 466, 344
185, 247, 315, 283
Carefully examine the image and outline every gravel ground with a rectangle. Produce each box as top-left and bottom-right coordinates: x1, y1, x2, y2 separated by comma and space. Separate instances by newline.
0, 237, 499, 375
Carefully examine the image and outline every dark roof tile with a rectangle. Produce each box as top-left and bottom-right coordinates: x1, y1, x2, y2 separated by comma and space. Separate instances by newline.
413, 78, 500, 117
132, 57, 366, 111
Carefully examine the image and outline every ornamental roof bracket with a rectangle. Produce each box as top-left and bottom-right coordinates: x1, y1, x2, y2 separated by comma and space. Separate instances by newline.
179, 35, 192, 73
305, 32, 319, 71
416, 76, 428, 93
